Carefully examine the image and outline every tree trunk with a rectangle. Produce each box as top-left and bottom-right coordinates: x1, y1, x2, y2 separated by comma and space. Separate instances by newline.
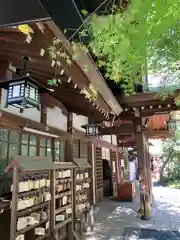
160, 150, 173, 182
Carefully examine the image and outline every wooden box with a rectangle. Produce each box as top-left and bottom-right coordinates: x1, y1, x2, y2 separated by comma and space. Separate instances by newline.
117, 181, 136, 201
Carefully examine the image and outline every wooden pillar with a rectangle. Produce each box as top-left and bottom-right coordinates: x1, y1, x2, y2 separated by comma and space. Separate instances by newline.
145, 143, 153, 203
95, 147, 103, 203
88, 143, 97, 205
10, 165, 18, 240
88, 117, 97, 205
66, 112, 75, 236
0, 60, 10, 106
110, 149, 118, 198
87, 142, 95, 205
66, 112, 73, 160
40, 95, 47, 125
134, 118, 146, 174
116, 148, 121, 183
134, 117, 151, 220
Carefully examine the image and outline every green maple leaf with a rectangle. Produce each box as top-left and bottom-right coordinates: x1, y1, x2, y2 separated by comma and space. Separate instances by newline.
81, 9, 88, 16
47, 79, 57, 86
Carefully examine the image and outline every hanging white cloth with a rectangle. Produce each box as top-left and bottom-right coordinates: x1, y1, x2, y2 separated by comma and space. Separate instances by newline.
129, 161, 136, 181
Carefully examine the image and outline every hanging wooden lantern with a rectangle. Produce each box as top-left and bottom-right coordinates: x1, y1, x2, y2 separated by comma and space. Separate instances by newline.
167, 118, 177, 131
0, 75, 47, 113
82, 123, 99, 136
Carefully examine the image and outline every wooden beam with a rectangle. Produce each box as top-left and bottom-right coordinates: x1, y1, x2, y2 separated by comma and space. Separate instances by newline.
117, 104, 180, 120
117, 134, 134, 140
0, 52, 110, 116
117, 90, 180, 110
119, 142, 136, 147
0, 24, 113, 116
0, 110, 71, 139
99, 124, 134, 135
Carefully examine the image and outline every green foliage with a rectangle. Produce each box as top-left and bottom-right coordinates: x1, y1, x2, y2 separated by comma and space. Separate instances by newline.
47, 0, 180, 98
156, 64, 180, 103
163, 131, 180, 181
83, 0, 180, 94
47, 79, 58, 86
47, 39, 99, 100
168, 180, 180, 189
48, 38, 72, 66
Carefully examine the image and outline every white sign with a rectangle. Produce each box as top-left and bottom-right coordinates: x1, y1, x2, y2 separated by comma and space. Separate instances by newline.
120, 159, 124, 167
112, 161, 116, 173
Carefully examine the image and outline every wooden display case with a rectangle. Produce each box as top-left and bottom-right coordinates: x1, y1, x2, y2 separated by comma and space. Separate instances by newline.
73, 158, 91, 233
50, 162, 76, 239
5, 156, 54, 240
95, 147, 103, 203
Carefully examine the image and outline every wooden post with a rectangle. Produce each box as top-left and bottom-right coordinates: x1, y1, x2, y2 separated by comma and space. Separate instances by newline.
145, 144, 153, 204
71, 168, 76, 231
91, 143, 96, 205
50, 170, 56, 237
134, 117, 151, 220
10, 165, 18, 240
88, 142, 94, 205
116, 148, 121, 184
66, 112, 76, 237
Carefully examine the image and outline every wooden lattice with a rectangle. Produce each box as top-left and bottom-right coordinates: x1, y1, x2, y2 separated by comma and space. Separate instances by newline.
110, 150, 117, 183
95, 147, 103, 191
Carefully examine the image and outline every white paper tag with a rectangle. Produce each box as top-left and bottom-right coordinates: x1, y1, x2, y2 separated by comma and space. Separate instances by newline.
56, 214, 65, 222
45, 221, 49, 230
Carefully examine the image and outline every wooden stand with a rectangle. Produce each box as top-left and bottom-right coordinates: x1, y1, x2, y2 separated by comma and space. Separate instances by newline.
4, 155, 92, 240
117, 181, 136, 201
50, 162, 76, 240
73, 158, 91, 238
5, 156, 54, 240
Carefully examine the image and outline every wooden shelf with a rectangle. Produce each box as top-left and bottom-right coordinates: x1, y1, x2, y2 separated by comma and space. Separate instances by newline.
53, 164, 76, 232
17, 202, 49, 217
55, 217, 72, 229
16, 219, 47, 236
18, 186, 49, 197
36, 233, 50, 240
56, 178, 71, 183
55, 204, 72, 215
55, 190, 71, 199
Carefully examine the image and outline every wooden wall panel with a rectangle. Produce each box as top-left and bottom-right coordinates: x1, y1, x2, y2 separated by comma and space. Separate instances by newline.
95, 147, 103, 203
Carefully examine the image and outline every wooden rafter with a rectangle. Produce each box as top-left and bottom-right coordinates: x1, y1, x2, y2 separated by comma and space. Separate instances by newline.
0, 21, 113, 120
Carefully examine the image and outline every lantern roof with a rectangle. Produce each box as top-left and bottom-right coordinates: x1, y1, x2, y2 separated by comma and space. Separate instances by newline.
82, 123, 99, 128
81, 122, 104, 129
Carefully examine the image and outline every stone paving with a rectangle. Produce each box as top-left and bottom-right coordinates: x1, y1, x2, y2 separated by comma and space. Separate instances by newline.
85, 185, 180, 240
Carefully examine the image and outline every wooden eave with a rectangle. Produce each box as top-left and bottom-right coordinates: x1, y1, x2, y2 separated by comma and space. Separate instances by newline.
103, 92, 176, 146
0, 20, 113, 121
46, 21, 123, 116
117, 92, 178, 107
117, 92, 180, 111
114, 90, 180, 121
